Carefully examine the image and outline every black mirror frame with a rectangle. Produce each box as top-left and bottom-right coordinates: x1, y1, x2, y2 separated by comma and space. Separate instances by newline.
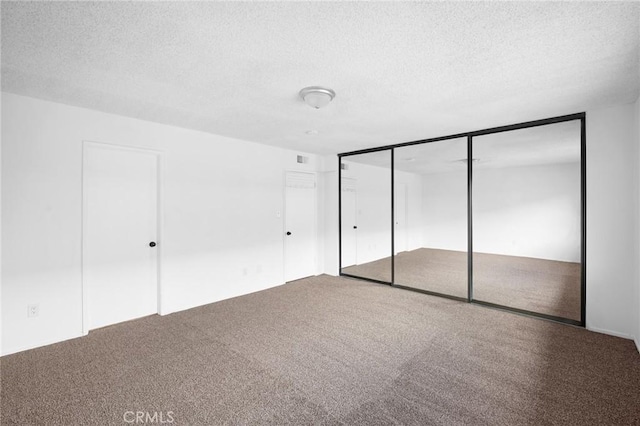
338, 112, 586, 327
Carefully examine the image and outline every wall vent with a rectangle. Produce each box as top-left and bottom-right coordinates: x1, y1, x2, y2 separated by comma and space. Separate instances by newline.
297, 155, 308, 164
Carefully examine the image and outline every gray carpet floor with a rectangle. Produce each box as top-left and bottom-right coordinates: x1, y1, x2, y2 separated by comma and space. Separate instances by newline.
343, 248, 581, 321
2, 275, 638, 425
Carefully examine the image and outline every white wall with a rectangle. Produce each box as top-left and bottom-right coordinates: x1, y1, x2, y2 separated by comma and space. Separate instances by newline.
320, 156, 339, 276
395, 170, 423, 252
422, 170, 468, 253
340, 160, 391, 265
422, 162, 581, 263
339, 160, 423, 266
474, 163, 581, 262
635, 96, 640, 352
1, 93, 320, 355
473, 164, 580, 262
0, 93, 3, 357
586, 102, 638, 340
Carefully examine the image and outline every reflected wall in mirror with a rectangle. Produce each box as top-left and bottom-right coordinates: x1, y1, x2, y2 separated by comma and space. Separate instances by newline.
472, 121, 582, 321
393, 139, 468, 298
340, 150, 392, 283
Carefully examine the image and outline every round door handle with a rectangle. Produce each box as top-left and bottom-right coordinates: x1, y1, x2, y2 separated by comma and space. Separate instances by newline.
353, 226, 357, 229
286, 232, 292, 236
149, 242, 157, 247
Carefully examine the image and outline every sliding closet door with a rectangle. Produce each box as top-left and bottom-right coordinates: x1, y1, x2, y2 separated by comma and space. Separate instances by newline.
340, 150, 392, 283
393, 139, 468, 298
471, 121, 582, 321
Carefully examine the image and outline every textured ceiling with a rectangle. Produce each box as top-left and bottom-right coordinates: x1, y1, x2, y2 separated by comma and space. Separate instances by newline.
2, 2, 638, 155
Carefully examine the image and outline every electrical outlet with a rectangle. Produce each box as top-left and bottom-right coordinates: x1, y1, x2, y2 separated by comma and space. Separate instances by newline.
27, 304, 39, 318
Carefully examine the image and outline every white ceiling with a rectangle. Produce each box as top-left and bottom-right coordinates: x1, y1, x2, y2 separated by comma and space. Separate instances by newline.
2, 2, 638, 155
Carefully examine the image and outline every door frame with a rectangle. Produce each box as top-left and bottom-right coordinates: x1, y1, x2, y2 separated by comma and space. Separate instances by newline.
394, 182, 408, 254
81, 141, 165, 335
283, 170, 318, 282
340, 177, 358, 267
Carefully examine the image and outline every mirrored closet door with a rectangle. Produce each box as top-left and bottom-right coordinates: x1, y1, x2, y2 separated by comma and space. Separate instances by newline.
393, 139, 468, 299
340, 150, 392, 283
472, 121, 582, 321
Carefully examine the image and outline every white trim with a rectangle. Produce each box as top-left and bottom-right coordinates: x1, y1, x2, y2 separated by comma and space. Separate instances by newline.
635, 338, 640, 355
2, 333, 84, 357
81, 141, 165, 334
82, 143, 87, 335
156, 151, 166, 316
280, 170, 287, 284
340, 177, 358, 268
394, 182, 408, 254
82, 140, 165, 156
586, 325, 634, 341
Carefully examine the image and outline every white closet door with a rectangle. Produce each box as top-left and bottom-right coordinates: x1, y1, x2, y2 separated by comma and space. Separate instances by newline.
341, 178, 357, 267
284, 172, 316, 282
84, 144, 159, 331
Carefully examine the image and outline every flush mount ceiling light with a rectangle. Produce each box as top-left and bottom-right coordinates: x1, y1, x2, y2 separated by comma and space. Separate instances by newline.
299, 86, 336, 109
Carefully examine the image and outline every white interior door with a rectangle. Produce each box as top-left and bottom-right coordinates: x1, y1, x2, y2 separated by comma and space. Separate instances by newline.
83, 143, 159, 331
395, 183, 408, 254
341, 178, 357, 267
285, 171, 316, 282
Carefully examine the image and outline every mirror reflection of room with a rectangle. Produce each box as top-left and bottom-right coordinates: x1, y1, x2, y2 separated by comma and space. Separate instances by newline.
340, 150, 392, 283
339, 120, 582, 323
472, 121, 582, 321
394, 138, 468, 298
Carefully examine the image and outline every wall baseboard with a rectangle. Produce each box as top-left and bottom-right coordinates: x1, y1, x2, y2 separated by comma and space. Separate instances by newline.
1, 332, 83, 357
587, 325, 634, 341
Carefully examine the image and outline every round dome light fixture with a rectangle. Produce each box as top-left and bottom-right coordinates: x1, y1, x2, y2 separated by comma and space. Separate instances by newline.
299, 86, 336, 109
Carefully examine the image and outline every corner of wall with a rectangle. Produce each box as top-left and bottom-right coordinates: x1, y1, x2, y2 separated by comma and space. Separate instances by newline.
635, 95, 640, 350
320, 154, 339, 275
586, 103, 638, 339
0, 91, 3, 357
